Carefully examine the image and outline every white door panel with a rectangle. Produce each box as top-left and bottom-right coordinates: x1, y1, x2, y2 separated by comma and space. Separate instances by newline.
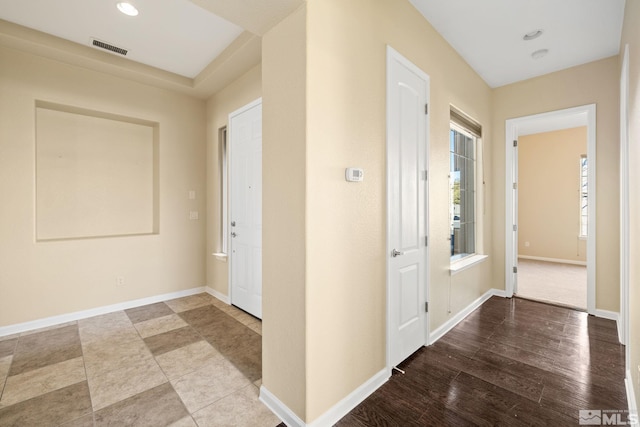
398, 265, 419, 327
387, 47, 429, 369
230, 99, 262, 319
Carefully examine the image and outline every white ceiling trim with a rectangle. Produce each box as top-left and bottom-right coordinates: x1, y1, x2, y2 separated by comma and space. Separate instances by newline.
0, 19, 261, 99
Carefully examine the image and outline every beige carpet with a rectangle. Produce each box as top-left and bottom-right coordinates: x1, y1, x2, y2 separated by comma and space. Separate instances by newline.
516, 258, 587, 309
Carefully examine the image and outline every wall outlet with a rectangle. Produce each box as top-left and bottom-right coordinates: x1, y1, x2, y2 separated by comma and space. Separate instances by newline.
188, 190, 196, 200
524, 241, 530, 247
189, 211, 199, 220
116, 276, 125, 287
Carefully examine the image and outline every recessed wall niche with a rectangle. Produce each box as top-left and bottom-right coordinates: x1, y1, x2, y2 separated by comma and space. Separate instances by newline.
35, 101, 159, 241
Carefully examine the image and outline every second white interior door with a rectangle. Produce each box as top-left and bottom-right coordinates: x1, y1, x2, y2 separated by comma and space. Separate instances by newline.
229, 98, 262, 319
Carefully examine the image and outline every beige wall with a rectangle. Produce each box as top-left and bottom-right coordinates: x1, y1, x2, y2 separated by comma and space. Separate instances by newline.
492, 57, 620, 312
205, 64, 262, 295
260, 0, 494, 422
35, 105, 157, 241
262, 5, 308, 419
620, 0, 640, 411
3, 0, 632, 420
304, 1, 385, 419
0, 46, 207, 327
518, 127, 587, 262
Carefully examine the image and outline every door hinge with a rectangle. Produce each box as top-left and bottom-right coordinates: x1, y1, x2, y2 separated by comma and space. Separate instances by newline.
513, 182, 517, 190
425, 104, 429, 115
425, 302, 429, 312
513, 140, 518, 147
425, 236, 428, 246
513, 224, 518, 232
513, 266, 518, 274
422, 170, 428, 181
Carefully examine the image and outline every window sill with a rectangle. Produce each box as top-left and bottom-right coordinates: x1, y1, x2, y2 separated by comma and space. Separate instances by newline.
450, 254, 488, 276
212, 252, 227, 262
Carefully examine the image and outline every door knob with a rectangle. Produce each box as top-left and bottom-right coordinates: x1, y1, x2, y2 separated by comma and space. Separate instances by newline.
231, 232, 237, 237
392, 249, 404, 257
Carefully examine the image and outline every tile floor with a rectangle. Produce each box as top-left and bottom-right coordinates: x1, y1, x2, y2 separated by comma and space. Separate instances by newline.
0, 293, 281, 427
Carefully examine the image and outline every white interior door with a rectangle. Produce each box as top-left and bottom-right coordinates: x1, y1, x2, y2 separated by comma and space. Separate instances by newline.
387, 47, 429, 369
512, 140, 519, 295
229, 99, 262, 319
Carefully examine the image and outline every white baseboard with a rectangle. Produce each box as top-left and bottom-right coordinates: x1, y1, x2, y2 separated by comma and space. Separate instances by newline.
491, 289, 508, 298
259, 386, 305, 427
205, 286, 230, 305
518, 255, 587, 266
429, 288, 505, 344
626, 369, 638, 417
0, 286, 206, 337
593, 309, 619, 324
307, 369, 387, 427
260, 368, 388, 427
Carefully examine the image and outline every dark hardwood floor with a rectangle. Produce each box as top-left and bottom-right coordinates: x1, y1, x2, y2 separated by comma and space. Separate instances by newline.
310, 296, 627, 426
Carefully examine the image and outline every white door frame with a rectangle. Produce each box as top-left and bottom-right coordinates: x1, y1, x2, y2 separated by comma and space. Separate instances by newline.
227, 97, 263, 310
505, 104, 596, 315
620, 44, 630, 349
385, 46, 430, 374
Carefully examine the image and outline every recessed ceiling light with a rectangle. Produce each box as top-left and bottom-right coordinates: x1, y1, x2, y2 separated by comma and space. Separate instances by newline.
531, 49, 549, 60
523, 29, 544, 41
117, 2, 139, 16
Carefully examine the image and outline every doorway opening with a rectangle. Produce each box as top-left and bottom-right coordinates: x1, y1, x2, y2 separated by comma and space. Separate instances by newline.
505, 104, 596, 314
516, 127, 588, 309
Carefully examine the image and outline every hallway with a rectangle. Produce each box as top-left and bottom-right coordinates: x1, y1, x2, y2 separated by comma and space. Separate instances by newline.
334, 297, 627, 426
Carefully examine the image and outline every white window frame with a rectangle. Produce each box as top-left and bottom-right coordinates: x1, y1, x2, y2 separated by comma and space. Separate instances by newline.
449, 122, 477, 263
213, 126, 228, 260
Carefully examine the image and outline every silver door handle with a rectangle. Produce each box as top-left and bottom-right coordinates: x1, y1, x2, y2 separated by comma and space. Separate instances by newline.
392, 249, 404, 257
231, 232, 237, 237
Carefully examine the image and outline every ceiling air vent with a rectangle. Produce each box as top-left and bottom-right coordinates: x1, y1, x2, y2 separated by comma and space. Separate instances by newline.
91, 39, 128, 56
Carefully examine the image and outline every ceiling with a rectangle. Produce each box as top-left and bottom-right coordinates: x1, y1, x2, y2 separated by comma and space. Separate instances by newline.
0, 0, 627, 93
0, 0, 302, 97
410, 0, 626, 88
0, 0, 247, 78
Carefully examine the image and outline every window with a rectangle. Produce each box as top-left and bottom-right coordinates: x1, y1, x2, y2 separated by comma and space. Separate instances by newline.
218, 126, 228, 255
449, 108, 481, 262
580, 155, 588, 238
